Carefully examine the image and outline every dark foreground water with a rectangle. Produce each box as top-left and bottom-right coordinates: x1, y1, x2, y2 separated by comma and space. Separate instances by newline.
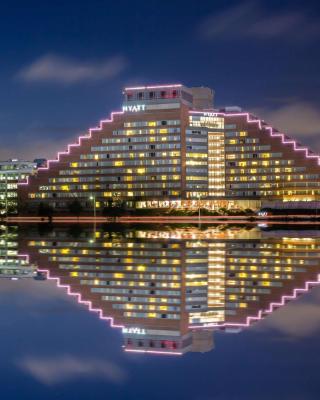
1, 224, 320, 400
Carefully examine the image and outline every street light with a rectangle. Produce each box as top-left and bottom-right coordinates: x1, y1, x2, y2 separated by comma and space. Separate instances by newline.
89, 195, 96, 218
89, 195, 96, 241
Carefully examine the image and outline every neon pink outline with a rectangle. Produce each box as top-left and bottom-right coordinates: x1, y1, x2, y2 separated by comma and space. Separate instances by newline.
18, 111, 124, 186
38, 268, 320, 336
36, 267, 182, 356
189, 111, 320, 165
190, 274, 320, 329
17, 253, 30, 263
28, 260, 320, 353
124, 84, 182, 91
37, 268, 124, 329
124, 349, 183, 356
18, 106, 320, 189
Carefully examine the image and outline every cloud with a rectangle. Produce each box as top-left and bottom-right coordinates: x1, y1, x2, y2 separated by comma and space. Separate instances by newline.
17, 54, 127, 84
252, 101, 320, 152
199, 2, 320, 41
255, 300, 320, 339
17, 355, 127, 385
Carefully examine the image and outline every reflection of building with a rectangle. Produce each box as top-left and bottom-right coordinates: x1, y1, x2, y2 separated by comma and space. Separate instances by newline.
18, 84, 320, 213
19, 226, 320, 355
122, 327, 214, 355
0, 160, 37, 214
0, 226, 38, 279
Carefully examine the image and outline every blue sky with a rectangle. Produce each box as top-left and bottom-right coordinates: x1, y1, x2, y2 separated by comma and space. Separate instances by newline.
0, 0, 320, 159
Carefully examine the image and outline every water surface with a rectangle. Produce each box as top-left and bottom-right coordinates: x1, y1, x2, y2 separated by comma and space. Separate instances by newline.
1, 224, 320, 399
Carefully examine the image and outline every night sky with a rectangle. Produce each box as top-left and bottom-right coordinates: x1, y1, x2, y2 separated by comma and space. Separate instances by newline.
0, 0, 319, 160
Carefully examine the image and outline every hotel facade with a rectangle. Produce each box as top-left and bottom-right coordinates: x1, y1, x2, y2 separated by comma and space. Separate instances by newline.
19, 84, 320, 212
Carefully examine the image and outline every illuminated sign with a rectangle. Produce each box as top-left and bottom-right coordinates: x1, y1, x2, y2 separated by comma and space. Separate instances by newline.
122, 104, 146, 112
122, 327, 146, 335
203, 112, 218, 117
189, 114, 224, 129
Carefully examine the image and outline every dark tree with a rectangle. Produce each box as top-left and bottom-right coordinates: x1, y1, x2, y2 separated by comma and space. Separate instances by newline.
68, 199, 83, 217
38, 202, 54, 218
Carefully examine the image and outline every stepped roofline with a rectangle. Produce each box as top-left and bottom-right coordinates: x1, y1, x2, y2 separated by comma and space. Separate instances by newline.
18, 107, 320, 188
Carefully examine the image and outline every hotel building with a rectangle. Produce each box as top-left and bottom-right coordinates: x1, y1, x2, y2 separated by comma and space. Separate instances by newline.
18, 84, 320, 213
20, 226, 320, 355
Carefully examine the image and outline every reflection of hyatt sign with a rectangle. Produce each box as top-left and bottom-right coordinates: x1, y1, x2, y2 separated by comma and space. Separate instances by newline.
122, 327, 146, 335
122, 104, 146, 112
203, 112, 218, 117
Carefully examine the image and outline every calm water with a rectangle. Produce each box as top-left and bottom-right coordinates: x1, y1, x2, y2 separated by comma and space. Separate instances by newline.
1, 224, 320, 400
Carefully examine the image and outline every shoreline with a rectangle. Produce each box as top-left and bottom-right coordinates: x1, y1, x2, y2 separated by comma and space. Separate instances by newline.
3, 215, 320, 224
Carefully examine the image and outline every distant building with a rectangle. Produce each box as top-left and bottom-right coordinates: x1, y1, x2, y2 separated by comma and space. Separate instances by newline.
0, 225, 38, 279
33, 158, 47, 168
0, 160, 37, 214
18, 84, 320, 213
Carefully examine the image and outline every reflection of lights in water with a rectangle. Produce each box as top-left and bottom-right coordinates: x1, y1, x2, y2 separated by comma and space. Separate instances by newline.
191, 274, 320, 330
124, 349, 183, 356
135, 227, 260, 240
37, 268, 125, 329
21, 226, 320, 356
